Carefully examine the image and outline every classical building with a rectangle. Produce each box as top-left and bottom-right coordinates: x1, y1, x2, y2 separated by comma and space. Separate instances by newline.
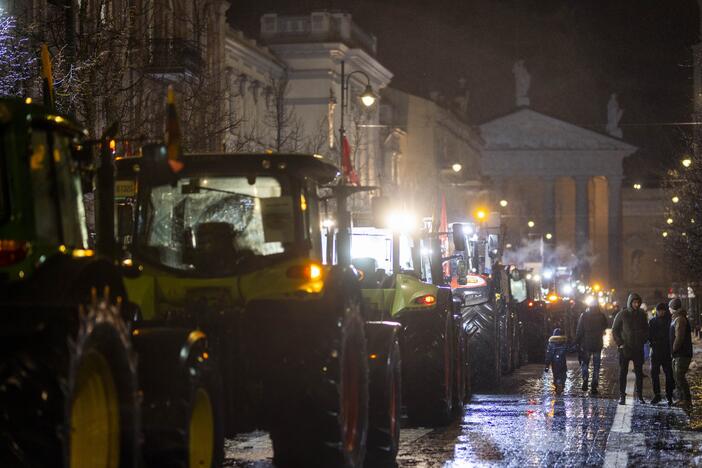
620, 187, 671, 301
258, 12, 393, 221
480, 63, 637, 287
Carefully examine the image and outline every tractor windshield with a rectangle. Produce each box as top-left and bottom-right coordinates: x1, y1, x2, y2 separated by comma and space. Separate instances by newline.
136, 174, 298, 274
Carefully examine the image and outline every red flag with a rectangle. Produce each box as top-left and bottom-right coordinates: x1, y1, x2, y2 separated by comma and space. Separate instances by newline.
341, 136, 359, 185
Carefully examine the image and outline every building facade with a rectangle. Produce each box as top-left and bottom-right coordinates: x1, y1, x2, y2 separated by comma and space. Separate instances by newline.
380, 87, 484, 225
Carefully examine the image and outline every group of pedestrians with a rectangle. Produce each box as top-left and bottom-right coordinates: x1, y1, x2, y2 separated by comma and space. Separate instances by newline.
613, 293, 693, 408
543, 292, 694, 408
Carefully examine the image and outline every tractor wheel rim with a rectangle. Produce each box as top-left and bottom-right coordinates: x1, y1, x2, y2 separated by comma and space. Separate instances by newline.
189, 388, 214, 468
342, 336, 360, 454
70, 351, 120, 468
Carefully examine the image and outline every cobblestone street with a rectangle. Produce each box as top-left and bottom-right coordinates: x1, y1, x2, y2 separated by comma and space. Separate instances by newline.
224, 331, 702, 467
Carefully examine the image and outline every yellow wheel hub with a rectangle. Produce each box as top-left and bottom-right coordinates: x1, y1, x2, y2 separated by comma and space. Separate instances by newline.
189, 387, 214, 468
70, 350, 120, 468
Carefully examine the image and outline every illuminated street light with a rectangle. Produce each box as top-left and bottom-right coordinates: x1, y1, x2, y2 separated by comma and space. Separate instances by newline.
474, 209, 487, 221
666, 217, 674, 225
505, 243, 513, 249
682, 157, 692, 168
545, 233, 553, 240
360, 85, 377, 107
633, 183, 642, 190
672, 196, 680, 203
499, 199, 508, 207
662, 231, 669, 238
322, 219, 335, 229
452, 163, 463, 173
527, 220, 535, 228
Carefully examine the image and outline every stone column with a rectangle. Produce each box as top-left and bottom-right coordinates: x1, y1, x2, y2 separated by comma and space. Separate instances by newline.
543, 177, 556, 241
575, 175, 589, 253
608, 175, 623, 286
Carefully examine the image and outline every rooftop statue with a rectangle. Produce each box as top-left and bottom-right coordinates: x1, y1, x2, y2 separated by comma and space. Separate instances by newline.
513, 59, 531, 107
606, 93, 624, 139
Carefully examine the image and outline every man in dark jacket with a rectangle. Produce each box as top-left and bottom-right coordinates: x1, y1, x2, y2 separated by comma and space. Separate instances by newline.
576, 306, 608, 395
649, 302, 674, 405
612, 292, 649, 405
670, 298, 693, 408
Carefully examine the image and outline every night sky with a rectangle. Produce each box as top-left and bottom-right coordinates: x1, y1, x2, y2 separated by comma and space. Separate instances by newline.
228, 0, 700, 183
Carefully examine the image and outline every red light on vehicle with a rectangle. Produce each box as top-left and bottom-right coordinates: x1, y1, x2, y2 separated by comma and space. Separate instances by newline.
414, 294, 437, 305
286, 263, 323, 281
0, 240, 29, 267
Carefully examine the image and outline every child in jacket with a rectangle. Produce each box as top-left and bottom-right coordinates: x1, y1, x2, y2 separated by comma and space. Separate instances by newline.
545, 328, 569, 394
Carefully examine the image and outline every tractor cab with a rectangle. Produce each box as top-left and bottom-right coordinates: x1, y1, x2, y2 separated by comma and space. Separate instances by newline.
117, 150, 337, 277
0, 98, 92, 289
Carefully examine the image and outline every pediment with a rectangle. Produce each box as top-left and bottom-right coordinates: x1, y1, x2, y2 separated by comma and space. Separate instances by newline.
479, 108, 637, 152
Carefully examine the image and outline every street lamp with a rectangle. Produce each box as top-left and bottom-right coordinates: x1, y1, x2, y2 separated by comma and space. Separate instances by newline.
633, 183, 642, 190
527, 220, 535, 228
682, 157, 692, 168
672, 196, 680, 203
545, 232, 553, 240
452, 163, 463, 173
339, 60, 376, 150
666, 217, 674, 225
335, 60, 377, 267
499, 199, 508, 207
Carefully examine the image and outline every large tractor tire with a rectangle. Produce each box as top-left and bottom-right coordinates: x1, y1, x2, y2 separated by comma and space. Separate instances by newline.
185, 368, 225, 468
364, 322, 402, 466
132, 328, 224, 468
0, 288, 140, 468
403, 300, 456, 427
465, 300, 504, 391
267, 267, 369, 467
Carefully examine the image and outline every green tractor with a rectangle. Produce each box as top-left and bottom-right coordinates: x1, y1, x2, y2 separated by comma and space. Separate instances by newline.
0, 97, 142, 467
348, 223, 470, 426
0, 95, 224, 468
0, 99, 146, 467
114, 145, 402, 466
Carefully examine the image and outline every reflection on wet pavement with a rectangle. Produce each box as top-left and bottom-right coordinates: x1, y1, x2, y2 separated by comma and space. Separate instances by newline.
225, 332, 702, 467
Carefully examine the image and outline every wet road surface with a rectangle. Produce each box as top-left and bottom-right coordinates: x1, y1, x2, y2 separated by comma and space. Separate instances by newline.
224, 331, 702, 467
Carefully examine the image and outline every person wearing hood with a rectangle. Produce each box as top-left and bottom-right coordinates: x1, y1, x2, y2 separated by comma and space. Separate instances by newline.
544, 328, 569, 395
612, 292, 649, 405
575, 305, 608, 395
669, 298, 693, 408
649, 302, 674, 405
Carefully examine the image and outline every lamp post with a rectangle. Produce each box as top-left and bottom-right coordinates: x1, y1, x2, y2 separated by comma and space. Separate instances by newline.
336, 60, 377, 267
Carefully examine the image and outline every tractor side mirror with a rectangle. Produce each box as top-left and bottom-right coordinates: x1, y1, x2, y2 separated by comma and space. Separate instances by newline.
452, 223, 466, 251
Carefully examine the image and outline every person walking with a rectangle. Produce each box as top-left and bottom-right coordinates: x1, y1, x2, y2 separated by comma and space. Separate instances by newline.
544, 328, 569, 395
575, 305, 608, 395
648, 302, 674, 405
612, 293, 649, 405
670, 298, 693, 409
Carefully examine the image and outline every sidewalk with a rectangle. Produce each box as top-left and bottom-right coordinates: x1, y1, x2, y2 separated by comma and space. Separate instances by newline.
610, 334, 702, 466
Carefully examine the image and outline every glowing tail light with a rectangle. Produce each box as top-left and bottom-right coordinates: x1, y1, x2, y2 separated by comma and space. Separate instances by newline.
414, 294, 437, 306
0, 240, 29, 267
287, 263, 323, 281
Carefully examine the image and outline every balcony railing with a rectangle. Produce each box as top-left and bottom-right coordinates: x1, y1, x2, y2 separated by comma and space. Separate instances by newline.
144, 38, 204, 75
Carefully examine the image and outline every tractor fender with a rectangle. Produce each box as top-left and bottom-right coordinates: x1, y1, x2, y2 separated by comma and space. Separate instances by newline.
365, 321, 402, 368
131, 326, 212, 403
